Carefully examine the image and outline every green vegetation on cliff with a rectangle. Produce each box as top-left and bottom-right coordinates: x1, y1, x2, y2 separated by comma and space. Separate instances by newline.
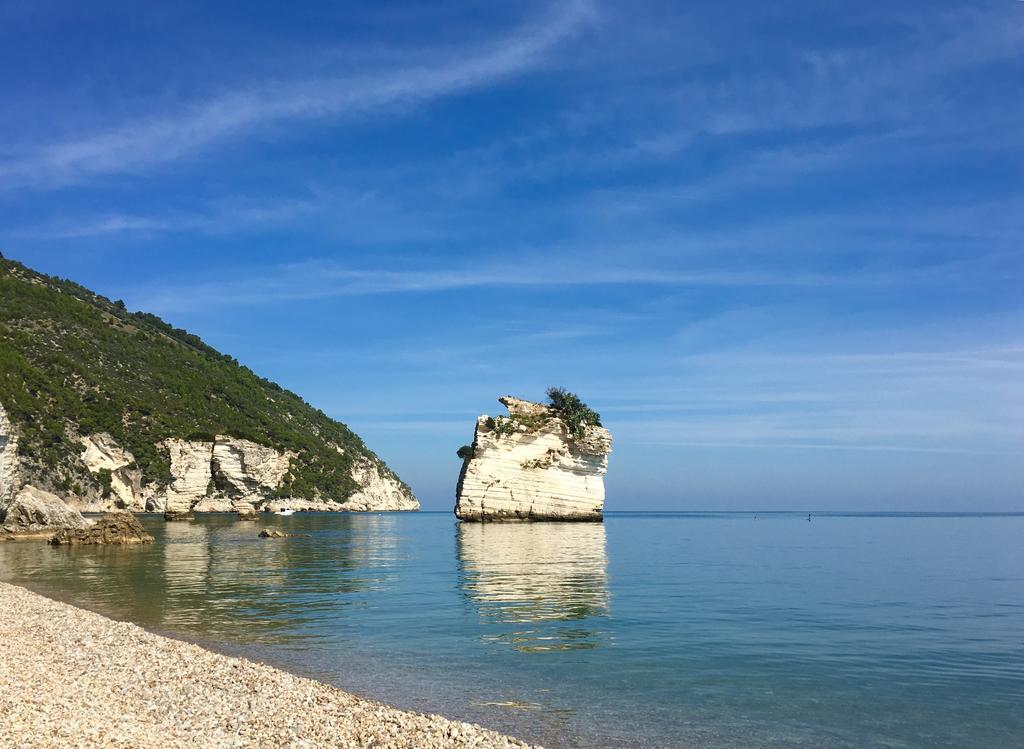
0, 255, 411, 501
546, 387, 602, 439
484, 389, 603, 443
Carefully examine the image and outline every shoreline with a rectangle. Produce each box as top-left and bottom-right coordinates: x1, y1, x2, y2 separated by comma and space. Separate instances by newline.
0, 581, 539, 749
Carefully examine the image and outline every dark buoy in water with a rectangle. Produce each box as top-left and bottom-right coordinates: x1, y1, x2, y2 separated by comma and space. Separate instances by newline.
808, 513, 812, 522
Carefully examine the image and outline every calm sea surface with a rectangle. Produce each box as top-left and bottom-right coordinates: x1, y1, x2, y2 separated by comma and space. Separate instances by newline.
1, 511, 1022, 748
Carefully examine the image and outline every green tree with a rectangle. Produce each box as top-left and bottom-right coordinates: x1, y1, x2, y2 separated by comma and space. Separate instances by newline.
546, 387, 602, 439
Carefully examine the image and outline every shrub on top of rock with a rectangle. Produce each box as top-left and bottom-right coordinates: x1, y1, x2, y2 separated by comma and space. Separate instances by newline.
545, 387, 602, 440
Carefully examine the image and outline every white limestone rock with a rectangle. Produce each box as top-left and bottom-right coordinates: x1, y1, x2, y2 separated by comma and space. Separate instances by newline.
338, 457, 420, 512
455, 396, 612, 522
211, 438, 293, 502
0, 402, 20, 509
78, 433, 150, 511
1, 485, 89, 536
1, 401, 416, 519
156, 436, 292, 515
154, 436, 417, 516
155, 438, 214, 516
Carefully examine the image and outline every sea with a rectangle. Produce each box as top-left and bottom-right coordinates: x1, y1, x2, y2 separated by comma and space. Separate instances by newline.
1, 511, 1022, 748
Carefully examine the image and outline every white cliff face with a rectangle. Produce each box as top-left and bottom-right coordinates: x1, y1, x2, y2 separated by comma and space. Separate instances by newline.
455, 396, 612, 522
338, 457, 419, 512
157, 438, 214, 515
79, 433, 149, 510
2, 412, 414, 519
0, 402, 21, 509
211, 439, 292, 498
159, 436, 291, 515
156, 436, 415, 515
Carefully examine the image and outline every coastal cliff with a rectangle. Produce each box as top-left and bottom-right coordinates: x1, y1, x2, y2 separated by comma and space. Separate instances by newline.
455, 395, 612, 521
0, 256, 417, 516
0, 401, 20, 508
155, 437, 414, 515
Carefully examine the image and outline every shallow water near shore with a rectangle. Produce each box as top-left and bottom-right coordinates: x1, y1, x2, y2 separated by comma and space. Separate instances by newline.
1, 511, 1023, 748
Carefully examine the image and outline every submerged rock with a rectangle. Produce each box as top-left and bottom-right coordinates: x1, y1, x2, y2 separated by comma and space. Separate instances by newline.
258, 528, 308, 539
1, 485, 89, 538
50, 512, 154, 546
455, 396, 612, 522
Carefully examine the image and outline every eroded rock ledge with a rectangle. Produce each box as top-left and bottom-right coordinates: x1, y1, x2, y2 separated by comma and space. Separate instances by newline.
0, 485, 89, 539
0, 399, 418, 522
155, 436, 417, 517
455, 396, 612, 522
50, 512, 154, 546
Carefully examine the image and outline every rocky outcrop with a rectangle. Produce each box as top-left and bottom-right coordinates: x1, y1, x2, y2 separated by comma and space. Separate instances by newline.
211, 439, 293, 501
1, 485, 89, 538
1, 399, 416, 521
78, 433, 151, 511
154, 436, 294, 516
50, 511, 154, 546
0, 402, 20, 509
155, 438, 214, 516
152, 436, 419, 516
455, 396, 612, 522
236, 505, 260, 520
337, 457, 421, 512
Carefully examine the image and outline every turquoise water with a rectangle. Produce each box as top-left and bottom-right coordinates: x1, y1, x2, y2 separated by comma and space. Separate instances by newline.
1, 511, 1022, 748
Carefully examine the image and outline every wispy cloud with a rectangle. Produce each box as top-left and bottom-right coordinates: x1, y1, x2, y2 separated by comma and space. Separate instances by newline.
126, 254, 971, 313
0, 1, 595, 188
386, 5, 1024, 209
12, 198, 318, 239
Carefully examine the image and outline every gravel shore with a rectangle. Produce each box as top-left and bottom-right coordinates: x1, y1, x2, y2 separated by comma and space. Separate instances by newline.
0, 582, 540, 749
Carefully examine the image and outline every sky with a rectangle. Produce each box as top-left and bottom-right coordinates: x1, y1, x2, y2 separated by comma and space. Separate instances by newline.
1, 0, 1022, 511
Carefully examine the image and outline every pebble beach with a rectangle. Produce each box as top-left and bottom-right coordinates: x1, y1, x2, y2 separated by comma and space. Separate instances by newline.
0, 582, 539, 749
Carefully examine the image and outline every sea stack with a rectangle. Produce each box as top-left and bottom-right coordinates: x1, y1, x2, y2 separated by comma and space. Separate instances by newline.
455, 395, 612, 521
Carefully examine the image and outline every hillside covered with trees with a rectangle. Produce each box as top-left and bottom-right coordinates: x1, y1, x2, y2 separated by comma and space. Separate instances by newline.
0, 255, 412, 503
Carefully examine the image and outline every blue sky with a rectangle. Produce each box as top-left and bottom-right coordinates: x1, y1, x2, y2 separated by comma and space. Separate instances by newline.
2, 0, 1022, 510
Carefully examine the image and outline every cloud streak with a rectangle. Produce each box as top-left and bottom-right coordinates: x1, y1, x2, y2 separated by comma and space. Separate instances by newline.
12, 198, 318, 240
127, 254, 974, 313
0, 1, 595, 188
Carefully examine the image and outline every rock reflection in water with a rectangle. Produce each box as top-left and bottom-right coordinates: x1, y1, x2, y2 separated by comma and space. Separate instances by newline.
155, 513, 402, 642
0, 513, 404, 645
457, 522, 609, 653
